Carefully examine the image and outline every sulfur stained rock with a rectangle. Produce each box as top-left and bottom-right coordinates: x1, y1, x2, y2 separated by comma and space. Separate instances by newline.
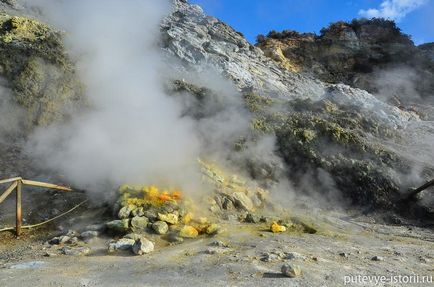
132, 238, 154, 255
158, 213, 179, 225
271, 222, 286, 233
152, 221, 169, 235
118, 205, 136, 219
179, 225, 199, 238
205, 224, 220, 235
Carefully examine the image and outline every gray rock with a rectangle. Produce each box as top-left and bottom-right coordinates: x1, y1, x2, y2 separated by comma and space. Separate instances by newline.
118, 205, 136, 219
281, 264, 302, 278
48, 235, 70, 245
131, 207, 145, 217
371, 256, 384, 261
123, 233, 142, 241
61, 246, 90, 256
152, 221, 169, 235
106, 219, 130, 233
244, 213, 261, 223
130, 216, 149, 232
108, 238, 135, 252
284, 252, 306, 260
80, 231, 99, 241
132, 238, 154, 255
144, 210, 158, 222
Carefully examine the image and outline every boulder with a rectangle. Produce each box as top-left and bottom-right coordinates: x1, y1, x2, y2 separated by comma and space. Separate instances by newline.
130, 216, 149, 232
106, 219, 130, 233
152, 221, 169, 235
108, 238, 135, 252
118, 205, 136, 219
132, 238, 154, 255
61, 246, 90, 256
158, 213, 179, 225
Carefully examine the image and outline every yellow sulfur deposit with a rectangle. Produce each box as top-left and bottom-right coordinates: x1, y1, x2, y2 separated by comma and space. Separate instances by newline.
179, 225, 199, 238
121, 185, 183, 207
271, 222, 287, 233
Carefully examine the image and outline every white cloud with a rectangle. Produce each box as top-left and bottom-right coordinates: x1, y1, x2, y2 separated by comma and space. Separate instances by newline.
359, 0, 428, 21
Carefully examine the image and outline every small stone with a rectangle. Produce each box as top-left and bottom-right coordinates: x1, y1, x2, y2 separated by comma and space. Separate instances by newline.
130, 216, 149, 232
261, 253, 279, 262
271, 222, 286, 233
106, 219, 130, 233
108, 238, 135, 252
285, 252, 305, 260
131, 207, 145, 217
152, 221, 169, 235
245, 213, 261, 223
281, 264, 302, 278
61, 246, 90, 256
371, 256, 384, 261
158, 213, 179, 225
132, 238, 154, 255
339, 252, 349, 258
205, 224, 220, 235
80, 231, 99, 241
43, 251, 58, 257
209, 240, 228, 248
144, 210, 158, 222
205, 247, 226, 255
118, 205, 136, 219
179, 225, 199, 238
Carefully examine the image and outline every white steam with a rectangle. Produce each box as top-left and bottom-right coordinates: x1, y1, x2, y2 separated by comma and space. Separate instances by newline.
25, 0, 203, 192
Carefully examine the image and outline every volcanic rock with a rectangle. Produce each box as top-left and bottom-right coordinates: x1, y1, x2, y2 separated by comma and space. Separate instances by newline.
179, 225, 199, 238
108, 238, 135, 252
152, 221, 169, 235
231, 192, 254, 211
281, 264, 302, 278
106, 219, 130, 233
132, 238, 154, 255
158, 213, 179, 225
61, 246, 90, 256
130, 216, 149, 232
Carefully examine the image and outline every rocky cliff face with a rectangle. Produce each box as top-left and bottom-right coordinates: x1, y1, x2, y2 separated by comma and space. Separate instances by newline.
256, 19, 434, 107
0, 0, 433, 218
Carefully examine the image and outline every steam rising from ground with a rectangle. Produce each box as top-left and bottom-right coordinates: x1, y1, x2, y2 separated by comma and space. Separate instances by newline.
22, 0, 260, 198
25, 0, 204, 193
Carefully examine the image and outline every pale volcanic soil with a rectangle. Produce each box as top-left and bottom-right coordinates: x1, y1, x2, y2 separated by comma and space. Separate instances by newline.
1, 207, 433, 287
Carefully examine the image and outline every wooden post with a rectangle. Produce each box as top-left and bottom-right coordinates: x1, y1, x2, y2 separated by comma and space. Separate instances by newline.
16, 180, 22, 237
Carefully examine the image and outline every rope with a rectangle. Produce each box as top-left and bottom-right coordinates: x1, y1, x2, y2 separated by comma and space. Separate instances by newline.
0, 199, 88, 233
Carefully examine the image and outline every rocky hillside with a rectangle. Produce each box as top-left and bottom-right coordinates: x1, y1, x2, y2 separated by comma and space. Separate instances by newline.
256, 19, 434, 107
0, 0, 433, 219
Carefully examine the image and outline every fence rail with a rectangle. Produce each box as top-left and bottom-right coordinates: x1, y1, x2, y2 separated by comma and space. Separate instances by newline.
0, 178, 72, 237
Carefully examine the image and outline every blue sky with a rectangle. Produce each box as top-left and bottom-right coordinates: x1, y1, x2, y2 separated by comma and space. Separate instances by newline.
189, 0, 434, 45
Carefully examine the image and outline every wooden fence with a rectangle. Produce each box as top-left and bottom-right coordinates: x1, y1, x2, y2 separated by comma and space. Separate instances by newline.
0, 177, 72, 237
